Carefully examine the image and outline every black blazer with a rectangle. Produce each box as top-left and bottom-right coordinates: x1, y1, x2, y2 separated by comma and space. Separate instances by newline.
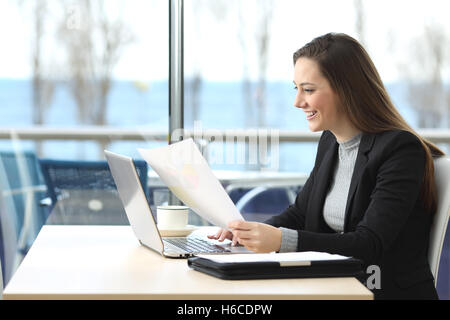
265, 130, 438, 300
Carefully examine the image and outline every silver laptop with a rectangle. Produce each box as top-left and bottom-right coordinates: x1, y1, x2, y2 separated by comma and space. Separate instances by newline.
104, 150, 251, 258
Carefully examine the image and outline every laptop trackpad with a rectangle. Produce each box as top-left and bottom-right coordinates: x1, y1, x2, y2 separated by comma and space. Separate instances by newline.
217, 242, 252, 253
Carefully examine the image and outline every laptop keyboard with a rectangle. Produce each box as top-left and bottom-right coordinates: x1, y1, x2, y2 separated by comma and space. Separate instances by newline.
164, 237, 230, 253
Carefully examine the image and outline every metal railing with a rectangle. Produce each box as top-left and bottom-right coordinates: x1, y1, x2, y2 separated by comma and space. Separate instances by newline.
1, 126, 448, 231
1, 127, 450, 143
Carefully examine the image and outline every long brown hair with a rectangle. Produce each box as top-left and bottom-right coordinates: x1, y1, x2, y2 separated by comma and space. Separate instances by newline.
293, 33, 445, 214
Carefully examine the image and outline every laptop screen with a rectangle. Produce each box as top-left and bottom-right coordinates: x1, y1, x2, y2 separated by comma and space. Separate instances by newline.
104, 150, 164, 253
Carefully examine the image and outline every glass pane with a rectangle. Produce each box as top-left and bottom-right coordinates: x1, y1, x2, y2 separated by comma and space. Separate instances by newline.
184, 0, 450, 220
0, 0, 169, 159
184, 0, 450, 298
0, 1, 169, 285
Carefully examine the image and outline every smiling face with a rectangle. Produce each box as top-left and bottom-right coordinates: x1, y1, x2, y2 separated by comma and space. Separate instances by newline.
293, 57, 359, 142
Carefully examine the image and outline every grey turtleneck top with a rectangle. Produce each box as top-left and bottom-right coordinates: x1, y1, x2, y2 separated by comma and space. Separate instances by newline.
279, 133, 362, 252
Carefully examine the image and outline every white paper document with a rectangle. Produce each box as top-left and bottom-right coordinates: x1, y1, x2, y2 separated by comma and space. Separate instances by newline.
138, 139, 244, 228
196, 252, 351, 266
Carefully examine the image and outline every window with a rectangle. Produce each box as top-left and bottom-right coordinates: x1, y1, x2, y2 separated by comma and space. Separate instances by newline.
0, 0, 169, 286
0, 0, 169, 159
184, 0, 450, 174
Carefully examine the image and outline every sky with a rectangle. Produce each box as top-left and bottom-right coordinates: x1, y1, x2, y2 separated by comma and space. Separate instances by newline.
0, 0, 449, 83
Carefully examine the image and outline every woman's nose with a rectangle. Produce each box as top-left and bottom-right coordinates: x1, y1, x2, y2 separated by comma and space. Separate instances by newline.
293, 92, 305, 109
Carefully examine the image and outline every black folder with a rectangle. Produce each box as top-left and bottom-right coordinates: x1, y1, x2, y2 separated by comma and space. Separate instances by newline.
187, 253, 364, 280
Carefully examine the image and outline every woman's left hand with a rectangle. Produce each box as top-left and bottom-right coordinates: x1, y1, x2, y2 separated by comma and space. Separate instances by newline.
228, 220, 282, 253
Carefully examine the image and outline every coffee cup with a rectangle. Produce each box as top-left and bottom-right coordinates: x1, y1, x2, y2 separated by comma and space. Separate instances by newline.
157, 205, 189, 230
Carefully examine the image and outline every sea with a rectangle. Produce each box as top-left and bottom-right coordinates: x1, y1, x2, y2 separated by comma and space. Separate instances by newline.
0, 79, 418, 174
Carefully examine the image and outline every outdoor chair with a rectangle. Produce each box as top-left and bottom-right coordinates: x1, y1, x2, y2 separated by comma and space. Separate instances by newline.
429, 156, 450, 298
39, 158, 148, 225
0, 250, 3, 299
0, 151, 48, 287
230, 186, 298, 222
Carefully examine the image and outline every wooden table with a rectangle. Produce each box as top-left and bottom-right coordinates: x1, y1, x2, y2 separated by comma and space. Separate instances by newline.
3, 225, 373, 300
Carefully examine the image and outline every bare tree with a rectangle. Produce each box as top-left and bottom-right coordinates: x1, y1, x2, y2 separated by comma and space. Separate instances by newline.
57, 0, 134, 155
233, 0, 274, 170
187, 0, 273, 130
237, 1, 254, 128
60, 0, 133, 125
186, 0, 229, 125
398, 22, 449, 128
17, 0, 56, 156
354, 0, 366, 47
186, 0, 205, 125
235, 0, 274, 129
254, 0, 274, 128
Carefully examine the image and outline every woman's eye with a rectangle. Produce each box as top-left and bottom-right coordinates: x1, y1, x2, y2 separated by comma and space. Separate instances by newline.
304, 88, 314, 93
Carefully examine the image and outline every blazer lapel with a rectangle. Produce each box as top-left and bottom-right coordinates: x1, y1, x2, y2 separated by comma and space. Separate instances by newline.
307, 138, 338, 232
343, 132, 376, 232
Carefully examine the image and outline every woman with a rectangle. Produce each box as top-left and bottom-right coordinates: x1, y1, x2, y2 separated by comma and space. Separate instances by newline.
209, 33, 444, 300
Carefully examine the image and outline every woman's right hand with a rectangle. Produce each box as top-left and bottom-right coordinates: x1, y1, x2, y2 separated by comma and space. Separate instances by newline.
207, 228, 234, 243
